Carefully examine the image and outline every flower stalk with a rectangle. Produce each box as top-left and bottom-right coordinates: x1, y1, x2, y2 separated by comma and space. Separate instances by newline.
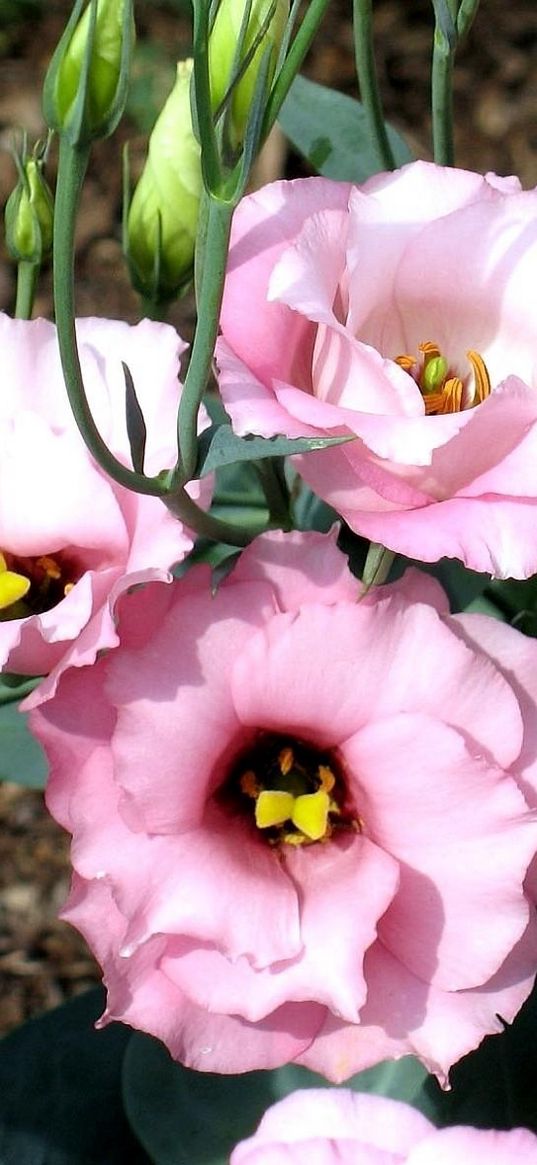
352, 0, 396, 172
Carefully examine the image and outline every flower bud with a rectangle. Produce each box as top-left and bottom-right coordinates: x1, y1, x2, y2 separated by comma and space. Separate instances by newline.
5, 148, 54, 265
126, 60, 202, 303
43, 0, 134, 144
209, 0, 289, 146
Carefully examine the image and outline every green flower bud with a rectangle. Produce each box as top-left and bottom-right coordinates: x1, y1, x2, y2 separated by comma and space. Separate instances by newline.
43, 0, 134, 145
209, 0, 289, 146
5, 148, 54, 265
126, 60, 202, 303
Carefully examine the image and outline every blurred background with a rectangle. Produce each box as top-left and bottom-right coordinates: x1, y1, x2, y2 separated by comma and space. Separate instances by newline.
0, 0, 536, 1037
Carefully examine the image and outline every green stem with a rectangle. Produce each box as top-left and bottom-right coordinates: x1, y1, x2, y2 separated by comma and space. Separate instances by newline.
263, 0, 331, 136
165, 485, 269, 547
255, 459, 292, 530
175, 194, 235, 483
53, 137, 167, 497
431, 0, 458, 165
14, 260, 39, 320
352, 0, 396, 171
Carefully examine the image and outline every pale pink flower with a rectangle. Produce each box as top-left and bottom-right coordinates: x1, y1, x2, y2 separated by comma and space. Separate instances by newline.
218, 161, 537, 578
30, 532, 537, 1080
231, 1090, 537, 1164
0, 313, 207, 691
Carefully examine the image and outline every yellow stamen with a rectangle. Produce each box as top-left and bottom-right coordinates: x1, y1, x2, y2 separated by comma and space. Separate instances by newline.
318, 764, 335, 794
64, 582, 75, 595
240, 770, 259, 799
278, 746, 294, 776
291, 790, 330, 842
419, 341, 441, 360
255, 789, 295, 829
394, 353, 415, 372
36, 555, 62, 580
467, 349, 491, 404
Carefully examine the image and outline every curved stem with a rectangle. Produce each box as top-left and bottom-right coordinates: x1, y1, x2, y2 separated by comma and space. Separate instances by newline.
352, 0, 396, 171
263, 0, 331, 136
176, 194, 234, 483
15, 260, 39, 320
53, 137, 167, 497
165, 485, 270, 547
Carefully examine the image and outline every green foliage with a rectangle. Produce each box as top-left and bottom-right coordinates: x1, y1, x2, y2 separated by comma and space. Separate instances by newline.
0, 682, 47, 788
278, 75, 412, 182
195, 423, 354, 478
0, 988, 150, 1164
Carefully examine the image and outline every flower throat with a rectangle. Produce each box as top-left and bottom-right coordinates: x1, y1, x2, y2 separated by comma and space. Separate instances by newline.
395, 341, 491, 415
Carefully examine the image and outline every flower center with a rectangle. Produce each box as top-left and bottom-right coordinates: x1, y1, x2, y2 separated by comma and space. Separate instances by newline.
0, 551, 78, 621
395, 341, 491, 415
226, 733, 357, 847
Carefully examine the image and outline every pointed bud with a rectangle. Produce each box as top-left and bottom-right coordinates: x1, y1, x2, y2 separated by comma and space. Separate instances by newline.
5, 144, 54, 265
209, 0, 289, 146
125, 60, 202, 304
43, 0, 134, 145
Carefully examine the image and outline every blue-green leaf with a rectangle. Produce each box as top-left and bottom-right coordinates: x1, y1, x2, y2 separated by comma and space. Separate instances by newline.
195, 423, 354, 478
0, 699, 48, 788
278, 76, 412, 183
0, 988, 149, 1164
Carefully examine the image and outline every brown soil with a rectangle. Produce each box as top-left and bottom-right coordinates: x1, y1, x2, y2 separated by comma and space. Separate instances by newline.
0, 0, 536, 1036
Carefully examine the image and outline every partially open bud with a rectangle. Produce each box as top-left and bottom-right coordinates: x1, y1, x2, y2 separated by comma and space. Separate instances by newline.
126, 60, 202, 304
43, 0, 134, 144
5, 144, 54, 265
208, 0, 289, 146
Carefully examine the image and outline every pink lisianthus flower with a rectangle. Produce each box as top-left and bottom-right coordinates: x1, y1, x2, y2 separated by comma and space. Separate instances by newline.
217, 161, 537, 578
0, 313, 209, 691
231, 1090, 537, 1164
30, 531, 537, 1082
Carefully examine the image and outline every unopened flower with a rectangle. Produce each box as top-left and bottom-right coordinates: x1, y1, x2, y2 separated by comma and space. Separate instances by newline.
5, 148, 54, 265
217, 162, 537, 578
31, 532, 537, 1081
231, 1090, 537, 1164
209, 0, 288, 146
0, 313, 209, 690
126, 60, 202, 302
44, 0, 134, 143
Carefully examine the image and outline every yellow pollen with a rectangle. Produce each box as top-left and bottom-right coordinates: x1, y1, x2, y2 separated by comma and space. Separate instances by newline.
292, 790, 330, 841
64, 582, 75, 595
255, 789, 295, 829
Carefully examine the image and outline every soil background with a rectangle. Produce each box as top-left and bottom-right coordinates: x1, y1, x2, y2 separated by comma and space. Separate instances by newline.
0, 0, 536, 1036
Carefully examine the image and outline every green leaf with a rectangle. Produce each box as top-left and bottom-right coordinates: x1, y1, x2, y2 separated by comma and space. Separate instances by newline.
0, 987, 150, 1164
0, 672, 41, 705
278, 75, 413, 182
123, 1034, 433, 1165
195, 423, 353, 478
0, 699, 48, 788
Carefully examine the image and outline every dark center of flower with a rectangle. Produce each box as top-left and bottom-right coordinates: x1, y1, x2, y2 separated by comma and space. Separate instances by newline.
395, 341, 491, 415
0, 550, 80, 621
223, 733, 358, 847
